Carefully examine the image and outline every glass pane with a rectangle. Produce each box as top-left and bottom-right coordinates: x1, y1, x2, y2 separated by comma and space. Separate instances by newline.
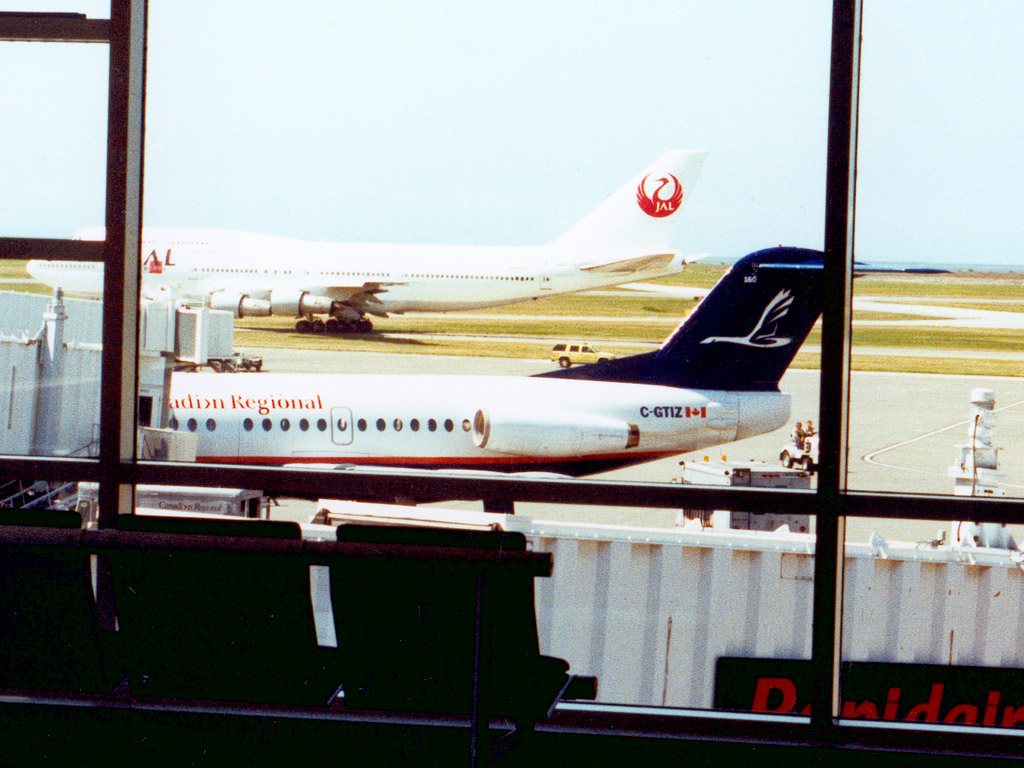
844, 4, 1024, 723
1, 11, 109, 459
138, 0, 831, 714
0, 265, 102, 459
0, 41, 107, 238
840, 513, 1024, 728
850, 0, 1024, 499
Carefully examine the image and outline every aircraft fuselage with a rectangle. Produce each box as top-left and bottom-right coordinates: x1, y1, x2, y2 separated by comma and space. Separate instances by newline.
27, 234, 683, 314
168, 373, 789, 475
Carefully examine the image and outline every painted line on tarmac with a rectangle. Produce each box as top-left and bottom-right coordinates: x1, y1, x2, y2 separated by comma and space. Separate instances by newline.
862, 399, 1024, 489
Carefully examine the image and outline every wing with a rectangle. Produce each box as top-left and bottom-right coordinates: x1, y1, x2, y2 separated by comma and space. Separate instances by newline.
339, 283, 395, 317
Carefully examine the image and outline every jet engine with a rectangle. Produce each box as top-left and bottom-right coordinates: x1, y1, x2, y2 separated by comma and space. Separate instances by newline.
208, 289, 335, 318
472, 408, 640, 457
268, 288, 334, 317
209, 291, 271, 318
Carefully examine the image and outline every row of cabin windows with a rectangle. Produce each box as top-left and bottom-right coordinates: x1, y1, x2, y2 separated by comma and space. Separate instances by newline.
189, 268, 534, 281
364, 417, 472, 433
168, 416, 471, 434
403, 274, 535, 281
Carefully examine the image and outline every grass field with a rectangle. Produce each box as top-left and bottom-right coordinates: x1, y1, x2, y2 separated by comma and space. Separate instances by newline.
4, 258, 1023, 375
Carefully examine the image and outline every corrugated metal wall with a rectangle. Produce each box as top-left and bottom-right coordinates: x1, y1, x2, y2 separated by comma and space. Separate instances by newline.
842, 554, 1024, 669
0, 341, 42, 455
0, 291, 103, 456
529, 524, 1024, 709
0, 290, 102, 343
53, 345, 102, 457
0, 339, 102, 457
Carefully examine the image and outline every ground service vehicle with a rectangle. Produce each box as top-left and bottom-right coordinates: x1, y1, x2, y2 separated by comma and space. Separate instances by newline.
780, 434, 818, 472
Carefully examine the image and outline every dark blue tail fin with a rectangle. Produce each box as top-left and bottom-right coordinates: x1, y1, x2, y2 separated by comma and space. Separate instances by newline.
538, 247, 824, 391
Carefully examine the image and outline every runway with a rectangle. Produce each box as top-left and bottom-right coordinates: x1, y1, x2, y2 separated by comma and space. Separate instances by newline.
243, 346, 1024, 542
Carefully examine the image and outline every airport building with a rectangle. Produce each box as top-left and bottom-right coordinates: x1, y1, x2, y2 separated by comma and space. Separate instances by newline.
2, 3, 1022, 767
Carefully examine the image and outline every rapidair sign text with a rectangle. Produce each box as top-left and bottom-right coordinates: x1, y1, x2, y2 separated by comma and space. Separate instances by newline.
715, 658, 1024, 727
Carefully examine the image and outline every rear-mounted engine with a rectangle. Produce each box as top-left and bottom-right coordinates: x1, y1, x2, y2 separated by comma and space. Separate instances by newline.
472, 408, 639, 457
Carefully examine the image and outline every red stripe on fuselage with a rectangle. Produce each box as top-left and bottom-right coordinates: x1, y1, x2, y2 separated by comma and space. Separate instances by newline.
194, 450, 677, 473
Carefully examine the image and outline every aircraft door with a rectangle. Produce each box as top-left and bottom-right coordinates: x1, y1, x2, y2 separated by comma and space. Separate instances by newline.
331, 407, 353, 445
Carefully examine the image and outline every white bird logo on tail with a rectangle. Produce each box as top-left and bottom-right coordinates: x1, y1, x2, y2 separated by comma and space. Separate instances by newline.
700, 290, 794, 348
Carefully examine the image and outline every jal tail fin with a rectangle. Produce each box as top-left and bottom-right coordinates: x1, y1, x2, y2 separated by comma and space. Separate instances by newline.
538, 247, 825, 392
553, 150, 706, 253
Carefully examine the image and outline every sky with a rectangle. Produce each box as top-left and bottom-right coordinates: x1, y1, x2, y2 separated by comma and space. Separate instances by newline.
2, 1, 1023, 266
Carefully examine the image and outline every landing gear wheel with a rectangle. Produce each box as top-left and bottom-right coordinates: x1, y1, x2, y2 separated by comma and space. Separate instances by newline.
356, 317, 373, 332
325, 318, 341, 333
559, 357, 571, 368
296, 319, 312, 333
310, 319, 326, 334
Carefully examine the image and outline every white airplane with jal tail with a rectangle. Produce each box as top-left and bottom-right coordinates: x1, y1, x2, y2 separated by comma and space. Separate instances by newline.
28, 150, 706, 333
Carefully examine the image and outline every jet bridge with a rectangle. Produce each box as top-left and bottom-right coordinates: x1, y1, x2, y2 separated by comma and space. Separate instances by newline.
0, 289, 237, 461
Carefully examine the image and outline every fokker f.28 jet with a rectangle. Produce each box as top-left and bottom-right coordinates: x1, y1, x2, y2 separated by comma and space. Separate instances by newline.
28, 150, 706, 333
167, 246, 825, 475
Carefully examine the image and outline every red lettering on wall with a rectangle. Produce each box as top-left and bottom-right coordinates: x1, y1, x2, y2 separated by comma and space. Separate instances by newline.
983, 690, 1001, 726
1001, 705, 1024, 727
905, 683, 944, 722
883, 687, 901, 720
751, 677, 797, 713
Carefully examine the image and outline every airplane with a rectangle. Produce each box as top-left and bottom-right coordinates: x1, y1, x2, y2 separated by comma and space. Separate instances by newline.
27, 150, 707, 334
165, 245, 825, 476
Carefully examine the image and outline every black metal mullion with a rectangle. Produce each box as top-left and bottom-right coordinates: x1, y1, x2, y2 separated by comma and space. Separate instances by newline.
0, 239, 105, 261
97, 0, 146, 529
812, 0, 862, 738
127, 461, 819, 512
0, 12, 109, 43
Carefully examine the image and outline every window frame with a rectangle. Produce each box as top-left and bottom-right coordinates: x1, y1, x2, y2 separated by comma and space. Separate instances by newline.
3, 0, 1024, 757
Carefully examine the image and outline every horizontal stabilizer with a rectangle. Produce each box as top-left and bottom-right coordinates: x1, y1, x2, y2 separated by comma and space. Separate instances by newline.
578, 252, 679, 275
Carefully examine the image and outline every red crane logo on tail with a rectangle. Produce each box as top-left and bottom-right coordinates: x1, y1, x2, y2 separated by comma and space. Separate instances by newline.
636, 173, 683, 218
